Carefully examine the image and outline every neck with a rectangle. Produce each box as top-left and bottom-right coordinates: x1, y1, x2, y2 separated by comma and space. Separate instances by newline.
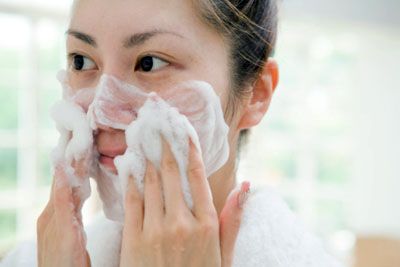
208, 145, 238, 216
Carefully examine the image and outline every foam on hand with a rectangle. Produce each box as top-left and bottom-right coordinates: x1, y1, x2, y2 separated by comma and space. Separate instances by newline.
51, 70, 230, 222
50, 98, 93, 209
114, 93, 202, 220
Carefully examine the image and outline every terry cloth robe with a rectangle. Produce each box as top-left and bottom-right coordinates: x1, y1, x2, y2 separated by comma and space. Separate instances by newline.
0, 186, 344, 267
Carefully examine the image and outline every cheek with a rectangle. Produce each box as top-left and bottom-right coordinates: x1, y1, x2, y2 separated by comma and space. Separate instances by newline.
220, 91, 231, 116
224, 94, 246, 139
208, 72, 231, 117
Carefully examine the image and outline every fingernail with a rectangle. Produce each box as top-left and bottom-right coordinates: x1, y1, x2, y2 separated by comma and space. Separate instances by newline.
237, 181, 250, 208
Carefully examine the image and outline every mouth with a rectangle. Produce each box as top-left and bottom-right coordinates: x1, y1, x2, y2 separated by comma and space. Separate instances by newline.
98, 149, 125, 171
99, 154, 117, 170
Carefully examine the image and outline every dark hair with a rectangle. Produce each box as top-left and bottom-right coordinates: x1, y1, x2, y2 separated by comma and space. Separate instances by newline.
196, 0, 278, 149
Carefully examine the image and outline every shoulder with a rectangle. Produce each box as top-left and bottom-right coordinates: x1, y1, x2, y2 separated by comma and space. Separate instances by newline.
232, 186, 344, 267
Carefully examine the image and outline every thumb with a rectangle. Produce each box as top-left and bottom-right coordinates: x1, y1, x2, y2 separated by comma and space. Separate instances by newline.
219, 181, 250, 267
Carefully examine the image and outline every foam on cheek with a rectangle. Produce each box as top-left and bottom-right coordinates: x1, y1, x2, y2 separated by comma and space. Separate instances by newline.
50, 100, 93, 164
50, 99, 93, 208
164, 81, 230, 176
51, 71, 99, 206
109, 82, 229, 222
51, 70, 230, 223
114, 94, 202, 220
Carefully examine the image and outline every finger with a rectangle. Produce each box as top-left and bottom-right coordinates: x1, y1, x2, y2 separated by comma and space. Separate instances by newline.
219, 181, 250, 267
53, 164, 76, 231
143, 160, 164, 227
41, 171, 57, 219
71, 186, 85, 224
72, 157, 89, 178
187, 138, 215, 218
37, 175, 57, 235
124, 174, 144, 235
160, 137, 187, 215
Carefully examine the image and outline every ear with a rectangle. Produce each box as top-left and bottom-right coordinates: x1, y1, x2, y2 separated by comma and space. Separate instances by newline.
237, 58, 279, 130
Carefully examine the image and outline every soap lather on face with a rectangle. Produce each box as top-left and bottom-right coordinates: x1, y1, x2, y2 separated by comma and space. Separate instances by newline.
53, 68, 230, 221
64, 0, 279, 219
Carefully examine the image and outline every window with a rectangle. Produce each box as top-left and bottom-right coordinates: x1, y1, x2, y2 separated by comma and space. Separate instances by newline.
0, 1, 69, 256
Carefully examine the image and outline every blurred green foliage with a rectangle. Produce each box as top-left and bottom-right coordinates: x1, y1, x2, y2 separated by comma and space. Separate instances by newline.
0, 149, 17, 189
0, 49, 20, 69
317, 150, 350, 185
0, 19, 63, 255
0, 49, 19, 129
0, 210, 16, 238
38, 148, 52, 186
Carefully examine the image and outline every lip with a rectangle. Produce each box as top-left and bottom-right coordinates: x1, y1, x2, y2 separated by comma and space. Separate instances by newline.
97, 148, 126, 170
99, 154, 117, 170
97, 147, 126, 158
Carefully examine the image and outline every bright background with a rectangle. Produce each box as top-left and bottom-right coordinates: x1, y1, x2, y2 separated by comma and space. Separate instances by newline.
0, 0, 399, 266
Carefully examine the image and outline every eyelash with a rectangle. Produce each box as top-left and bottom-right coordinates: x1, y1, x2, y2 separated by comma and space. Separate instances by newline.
67, 53, 170, 73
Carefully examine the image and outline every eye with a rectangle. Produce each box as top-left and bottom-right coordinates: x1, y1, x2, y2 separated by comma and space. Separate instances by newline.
70, 54, 96, 71
136, 55, 169, 72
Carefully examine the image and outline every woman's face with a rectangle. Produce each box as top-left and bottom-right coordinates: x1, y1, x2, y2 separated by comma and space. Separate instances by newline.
67, 0, 238, 171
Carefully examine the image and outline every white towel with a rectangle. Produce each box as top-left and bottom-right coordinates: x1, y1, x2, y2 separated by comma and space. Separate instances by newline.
0, 186, 343, 267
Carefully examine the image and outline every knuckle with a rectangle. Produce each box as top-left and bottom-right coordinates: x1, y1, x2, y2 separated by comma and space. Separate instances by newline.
233, 215, 242, 228
124, 191, 142, 207
53, 189, 62, 205
37, 206, 50, 225
199, 219, 218, 237
229, 215, 242, 230
53, 187, 69, 207
169, 220, 192, 238
161, 156, 178, 173
36, 214, 46, 233
188, 164, 205, 179
36, 208, 53, 235
164, 162, 178, 174
145, 168, 157, 185
144, 227, 163, 246
204, 208, 218, 221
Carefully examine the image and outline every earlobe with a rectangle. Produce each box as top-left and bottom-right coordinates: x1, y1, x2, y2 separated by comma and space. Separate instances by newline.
237, 59, 279, 130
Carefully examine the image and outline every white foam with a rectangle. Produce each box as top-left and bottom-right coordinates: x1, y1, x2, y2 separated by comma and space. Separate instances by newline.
50, 99, 93, 210
113, 94, 202, 221
50, 100, 93, 164
51, 70, 230, 222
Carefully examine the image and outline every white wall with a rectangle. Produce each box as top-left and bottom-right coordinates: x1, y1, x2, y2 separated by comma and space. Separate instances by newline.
349, 28, 400, 237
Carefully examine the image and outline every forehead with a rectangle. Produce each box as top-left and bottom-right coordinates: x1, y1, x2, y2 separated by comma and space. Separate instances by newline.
70, 0, 202, 41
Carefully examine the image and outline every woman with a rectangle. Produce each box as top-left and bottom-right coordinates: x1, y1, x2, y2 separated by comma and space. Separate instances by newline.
1, 0, 343, 266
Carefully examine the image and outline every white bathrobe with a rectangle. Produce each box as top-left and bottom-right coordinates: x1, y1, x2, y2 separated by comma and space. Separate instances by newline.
0, 186, 343, 267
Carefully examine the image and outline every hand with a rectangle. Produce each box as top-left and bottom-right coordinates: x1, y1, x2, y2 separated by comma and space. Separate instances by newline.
219, 181, 250, 267
36, 162, 91, 267
120, 138, 248, 267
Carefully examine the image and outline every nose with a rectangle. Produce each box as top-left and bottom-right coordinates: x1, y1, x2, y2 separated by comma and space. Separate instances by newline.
101, 57, 134, 83
95, 123, 116, 132
95, 128, 127, 152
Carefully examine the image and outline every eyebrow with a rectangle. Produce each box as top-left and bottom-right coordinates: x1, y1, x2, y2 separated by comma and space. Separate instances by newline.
66, 29, 97, 47
66, 29, 183, 48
